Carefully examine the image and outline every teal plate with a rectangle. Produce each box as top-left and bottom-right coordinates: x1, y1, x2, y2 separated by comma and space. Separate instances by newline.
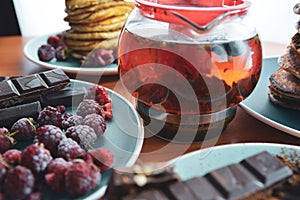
19, 80, 144, 200
173, 143, 300, 181
240, 57, 300, 137
23, 34, 118, 75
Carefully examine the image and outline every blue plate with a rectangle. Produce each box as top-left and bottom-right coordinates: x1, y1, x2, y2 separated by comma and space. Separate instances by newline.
28, 80, 143, 200
173, 143, 300, 181
23, 34, 118, 75
240, 57, 300, 137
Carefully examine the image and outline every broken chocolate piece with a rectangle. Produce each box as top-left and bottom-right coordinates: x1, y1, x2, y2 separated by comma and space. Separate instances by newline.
123, 189, 169, 200
11, 74, 47, 94
241, 151, 293, 187
0, 101, 41, 129
39, 69, 70, 87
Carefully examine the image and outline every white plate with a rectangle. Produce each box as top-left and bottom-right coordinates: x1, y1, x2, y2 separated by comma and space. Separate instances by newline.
23, 34, 118, 75
173, 143, 300, 181
240, 57, 300, 137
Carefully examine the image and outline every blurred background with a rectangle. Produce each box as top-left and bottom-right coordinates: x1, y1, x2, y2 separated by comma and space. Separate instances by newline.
0, 0, 300, 45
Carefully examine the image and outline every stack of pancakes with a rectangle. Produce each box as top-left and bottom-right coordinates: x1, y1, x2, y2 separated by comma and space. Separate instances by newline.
268, 32, 300, 110
62, 0, 135, 60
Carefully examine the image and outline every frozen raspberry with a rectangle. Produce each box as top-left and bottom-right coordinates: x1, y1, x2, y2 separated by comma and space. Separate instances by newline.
47, 35, 62, 48
83, 114, 106, 136
0, 134, 15, 153
84, 85, 111, 105
65, 125, 97, 149
57, 138, 86, 160
37, 106, 63, 128
4, 165, 35, 200
2, 149, 21, 166
35, 125, 66, 157
0, 127, 8, 135
76, 99, 104, 118
87, 148, 114, 172
20, 143, 53, 176
56, 105, 66, 114
61, 115, 83, 131
102, 102, 113, 119
10, 118, 36, 141
65, 161, 100, 197
45, 158, 72, 193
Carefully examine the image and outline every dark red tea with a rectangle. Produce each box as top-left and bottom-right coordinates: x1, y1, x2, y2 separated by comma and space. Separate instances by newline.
118, 28, 262, 115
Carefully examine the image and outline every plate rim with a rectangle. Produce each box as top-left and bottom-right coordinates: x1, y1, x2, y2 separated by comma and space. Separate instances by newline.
63, 79, 144, 200
23, 34, 118, 76
172, 142, 300, 179
239, 56, 300, 137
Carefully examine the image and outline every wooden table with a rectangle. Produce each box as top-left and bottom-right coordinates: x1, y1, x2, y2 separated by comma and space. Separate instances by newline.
1, 36, 299, 163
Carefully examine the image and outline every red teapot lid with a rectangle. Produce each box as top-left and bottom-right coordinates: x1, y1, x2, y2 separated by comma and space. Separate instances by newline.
135, 0, 251, 29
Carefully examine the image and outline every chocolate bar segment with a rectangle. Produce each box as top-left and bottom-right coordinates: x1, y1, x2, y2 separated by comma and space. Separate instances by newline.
0, 81, 18, 99
241, 151, 293, 187
39, 69, 70, 87
185, 177, 225, 200
167, 181, 197, 200
11, 74, 47, 94
40, 87, 86, 108
206, 163, 264, 199
0, 69, 70, 108
123, 189, 169, 200
0, 101, 41, 128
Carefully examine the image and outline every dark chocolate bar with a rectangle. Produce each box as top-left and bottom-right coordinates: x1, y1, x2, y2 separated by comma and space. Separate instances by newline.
104, 151, 294, 200
40, 87, 86, 108
0, 69, 70, 108
0, 101, 41, 129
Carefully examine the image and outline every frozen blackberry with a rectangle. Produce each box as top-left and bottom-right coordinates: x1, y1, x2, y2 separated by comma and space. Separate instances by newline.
35, 125, 66, 157
65, 160, 100, 197
65, 125, 97, 149
20, 143, 53, 176
57, 138, 86, 160
84, 84, 111, 105
2, 149, 21, 166
45, 158, 72, 193
0, 134, 15, 154
76, 99, 104, 118
61, 115, 83, 131
4, 165, 35, 200
37, 106, 63, 128
87, 148, 114, 172
83, 113, 106, 136
10, 118, 36, 141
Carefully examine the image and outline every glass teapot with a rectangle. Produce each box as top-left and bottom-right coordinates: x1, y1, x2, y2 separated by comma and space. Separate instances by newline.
118, 0, 262, 142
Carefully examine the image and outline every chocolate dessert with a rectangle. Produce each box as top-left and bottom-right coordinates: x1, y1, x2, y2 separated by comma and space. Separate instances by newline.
103, 151, 300, 200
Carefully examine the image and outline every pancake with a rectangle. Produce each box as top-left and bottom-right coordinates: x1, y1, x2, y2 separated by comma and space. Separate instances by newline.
278, 51, 300, 79
66, 1, 134, 16
268, 68, 300, 110
64, 37, 118, 51
70, 20, 125, 32
64, 5, 134, 23
65, 0, 113, 10
62, 29, 121, 40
